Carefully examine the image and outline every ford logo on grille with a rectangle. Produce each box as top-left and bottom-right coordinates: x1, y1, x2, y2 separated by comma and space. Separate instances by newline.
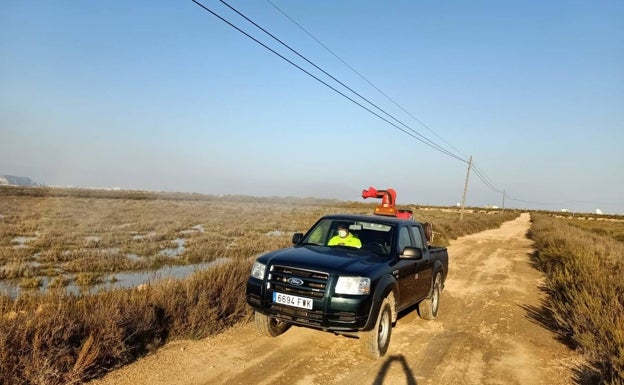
288, 278, 304, 286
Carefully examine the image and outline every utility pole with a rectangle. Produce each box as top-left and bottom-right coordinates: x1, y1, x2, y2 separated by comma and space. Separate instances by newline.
502, 189, 506, 212
460, 155, 472, 221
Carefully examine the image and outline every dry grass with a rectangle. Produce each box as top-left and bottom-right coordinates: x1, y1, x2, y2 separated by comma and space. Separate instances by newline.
0, 186, 517, 281
0, 258, 253, 385
528, 214, 624, 384
566, 216, 624, 243
0, 186, 520, 384
0, 190, 310, 279
18, 277, 43, 289
74, 273, 103, 287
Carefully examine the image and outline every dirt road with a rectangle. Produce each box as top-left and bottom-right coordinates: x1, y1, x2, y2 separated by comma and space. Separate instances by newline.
91, 213, 587, 385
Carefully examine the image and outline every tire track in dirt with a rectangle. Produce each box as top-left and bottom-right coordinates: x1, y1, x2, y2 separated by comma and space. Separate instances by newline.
91, 213, 587, 385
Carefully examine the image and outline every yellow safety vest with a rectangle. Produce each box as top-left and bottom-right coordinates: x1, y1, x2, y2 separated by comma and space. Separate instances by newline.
328, 233, 361, 248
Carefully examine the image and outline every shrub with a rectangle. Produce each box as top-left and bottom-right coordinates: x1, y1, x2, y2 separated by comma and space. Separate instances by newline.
529, 214, 624, 384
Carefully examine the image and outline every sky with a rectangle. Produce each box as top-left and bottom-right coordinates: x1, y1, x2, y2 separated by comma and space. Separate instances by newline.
1, 0, 623, 214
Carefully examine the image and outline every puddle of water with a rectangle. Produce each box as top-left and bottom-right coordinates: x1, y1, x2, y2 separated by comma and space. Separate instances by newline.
159, 238, 185, 258
0, 276, 50, 298
12, 236, 37, 243
98, 258, 228, 291
24, 261, 42, 268
12, 236, 37, 248
126, 253, 143, 261
0, 258, 229, 299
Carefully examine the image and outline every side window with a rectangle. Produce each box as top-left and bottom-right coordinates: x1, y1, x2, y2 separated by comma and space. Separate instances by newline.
307, 220, 330, 244
409, 226, 424, 249
397, 226, 412, 254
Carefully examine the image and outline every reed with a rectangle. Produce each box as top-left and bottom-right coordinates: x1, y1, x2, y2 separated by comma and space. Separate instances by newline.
0, 258, 253, 385
528, 214, 624, 384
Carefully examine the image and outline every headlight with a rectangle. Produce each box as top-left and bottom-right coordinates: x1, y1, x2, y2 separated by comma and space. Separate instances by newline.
250, 261, 266, 280
335, 276, 370, 295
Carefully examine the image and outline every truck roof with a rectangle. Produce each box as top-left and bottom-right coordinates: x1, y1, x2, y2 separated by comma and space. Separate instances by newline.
321, 213, 420, 226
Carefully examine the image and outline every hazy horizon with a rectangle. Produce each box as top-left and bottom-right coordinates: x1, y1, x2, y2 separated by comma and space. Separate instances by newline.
1, 175, 620, 217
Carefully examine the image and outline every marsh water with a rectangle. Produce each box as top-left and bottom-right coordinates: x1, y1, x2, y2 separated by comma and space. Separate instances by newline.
0, 258, 229, 299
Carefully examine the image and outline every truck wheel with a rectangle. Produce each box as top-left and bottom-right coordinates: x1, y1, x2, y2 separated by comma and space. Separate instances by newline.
418, 272, 441, 320
360, 297, 392, 359
255, 312, 291, 337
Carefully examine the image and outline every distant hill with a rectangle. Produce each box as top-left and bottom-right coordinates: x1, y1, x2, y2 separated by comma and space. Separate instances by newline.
0, 175, 40, 187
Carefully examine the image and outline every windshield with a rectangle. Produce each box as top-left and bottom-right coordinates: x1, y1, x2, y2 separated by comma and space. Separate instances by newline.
302, 218, 394, 256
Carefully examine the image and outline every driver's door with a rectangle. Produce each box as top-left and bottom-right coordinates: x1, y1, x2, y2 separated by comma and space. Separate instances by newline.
395, 226, 420, 308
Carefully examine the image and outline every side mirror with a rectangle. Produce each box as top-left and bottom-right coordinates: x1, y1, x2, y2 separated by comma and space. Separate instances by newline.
401, 246, 423, 260
292, 232, 303, 244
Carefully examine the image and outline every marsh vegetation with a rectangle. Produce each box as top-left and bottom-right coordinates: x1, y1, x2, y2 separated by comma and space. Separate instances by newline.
0, 186, 516, 293
1, 185, 520, 384
529, 214, 624, 384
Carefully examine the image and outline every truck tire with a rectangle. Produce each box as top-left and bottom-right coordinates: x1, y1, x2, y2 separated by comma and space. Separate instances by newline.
418, 272, 441, 320
255, 312, 291, 337
360, 297, 392, 359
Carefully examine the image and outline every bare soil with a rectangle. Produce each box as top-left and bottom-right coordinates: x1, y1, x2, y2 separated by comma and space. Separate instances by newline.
90, 213, 588, 385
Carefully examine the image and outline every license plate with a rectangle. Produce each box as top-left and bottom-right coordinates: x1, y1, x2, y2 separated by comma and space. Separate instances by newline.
273, 292, 313, 310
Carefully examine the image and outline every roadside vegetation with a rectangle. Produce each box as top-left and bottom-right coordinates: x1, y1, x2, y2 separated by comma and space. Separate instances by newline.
528, 214, 624, 384
0, 259, 252, 385
0, 185, 518, 384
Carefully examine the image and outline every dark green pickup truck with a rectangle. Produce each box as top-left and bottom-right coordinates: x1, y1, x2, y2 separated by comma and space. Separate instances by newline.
246, 212, 448, 358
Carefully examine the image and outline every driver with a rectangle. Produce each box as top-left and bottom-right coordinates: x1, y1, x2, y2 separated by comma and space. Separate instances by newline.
328, 223, 362, 248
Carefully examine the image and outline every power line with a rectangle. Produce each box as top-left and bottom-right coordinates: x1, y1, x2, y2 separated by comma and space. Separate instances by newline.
262, 1, 524, 206
217, 0, 466, 162
194, 0, 507, 201
472, 163, 503, 193
193, 1, 607, 211
265, 0, 469, 161
192, 0, 467, 163
218, 0, 462, 161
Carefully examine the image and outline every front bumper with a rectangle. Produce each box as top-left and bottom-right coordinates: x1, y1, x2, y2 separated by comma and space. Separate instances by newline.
246, 277, 373, 331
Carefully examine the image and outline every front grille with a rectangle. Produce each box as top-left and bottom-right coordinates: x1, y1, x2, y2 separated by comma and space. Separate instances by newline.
271, 304, 324, 326
268, 265, 329, 298
266, 266, 363, 329
331, 312, 357, 323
